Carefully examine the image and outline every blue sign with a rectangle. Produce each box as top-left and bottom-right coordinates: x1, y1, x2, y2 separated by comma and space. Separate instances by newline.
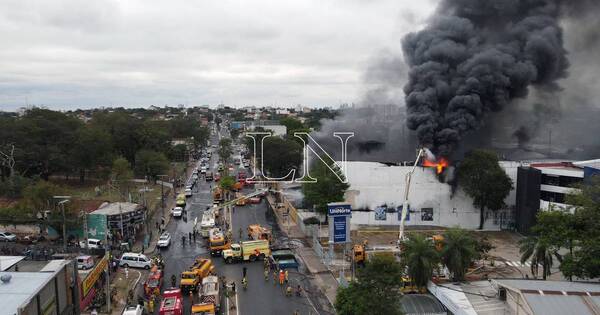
333, 216, 347, 243
328, 203, 352, 216
375, 206, 387, 221
397, 205, 410, 221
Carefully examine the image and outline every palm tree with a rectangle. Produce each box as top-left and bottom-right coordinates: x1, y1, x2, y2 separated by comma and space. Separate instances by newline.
401, 235, 440, 289
519, 236, 560, 280
441, 228, 477, 281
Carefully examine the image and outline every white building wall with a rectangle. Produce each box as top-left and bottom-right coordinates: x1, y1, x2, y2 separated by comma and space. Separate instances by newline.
343, 161, 520, 230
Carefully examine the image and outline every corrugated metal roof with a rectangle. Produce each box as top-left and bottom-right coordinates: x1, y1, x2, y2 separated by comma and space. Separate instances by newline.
525, 294, 598, 315
0, 256, 25, 271
400, 294, 446, 315
494, 279, 600, 293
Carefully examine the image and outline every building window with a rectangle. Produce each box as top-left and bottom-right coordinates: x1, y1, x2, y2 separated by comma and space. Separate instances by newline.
540, 191, 566, 203
541, 174, 560, 186
421, 208, 433, 221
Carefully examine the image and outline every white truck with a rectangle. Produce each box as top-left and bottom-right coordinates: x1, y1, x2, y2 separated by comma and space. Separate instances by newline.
197, 275, 220, 312
199, 211, 216, 238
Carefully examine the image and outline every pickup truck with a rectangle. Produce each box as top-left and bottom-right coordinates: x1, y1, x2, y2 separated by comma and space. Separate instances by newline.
269, 248, 299, 269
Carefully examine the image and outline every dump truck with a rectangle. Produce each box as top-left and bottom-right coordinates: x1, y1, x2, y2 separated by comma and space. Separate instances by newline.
180, 258, 214, 293
197, 275, 220, 312
191, 303, 215, 315
209, 232, 231, 256
159, 289, 183, 315
247, 224, 272, 242
223, 239, 270, 263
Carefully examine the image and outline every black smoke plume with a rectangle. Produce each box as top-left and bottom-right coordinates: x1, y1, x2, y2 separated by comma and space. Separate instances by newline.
402, 0, 597, 156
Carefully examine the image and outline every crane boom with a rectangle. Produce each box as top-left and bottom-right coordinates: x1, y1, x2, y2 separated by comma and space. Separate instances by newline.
398, 148, 425, 246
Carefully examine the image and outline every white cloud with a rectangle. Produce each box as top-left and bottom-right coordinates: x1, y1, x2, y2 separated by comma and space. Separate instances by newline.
0, 0, 437, 110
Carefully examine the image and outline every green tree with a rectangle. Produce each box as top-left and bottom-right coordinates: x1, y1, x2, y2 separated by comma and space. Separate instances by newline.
219, 138, 233, 163
21, 180, 64, 217
441, 228, 477, 281
134, 150, 169, 181
169, 144, 188, 162
302, 160, 349, 214
401, 234, 439, 289
262, 137, 302, 178
219, 176, 236, 191
73, 126, 113, 183
457, 149, 513, 229
519, 235, 559, 280
335, 255, 404, 315
279, 117, 304, 136
111, 157, 134, 197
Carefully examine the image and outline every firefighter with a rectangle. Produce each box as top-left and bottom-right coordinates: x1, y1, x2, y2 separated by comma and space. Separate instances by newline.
286, 285, 293, 297
171, 274, 177, 287
279, 270, 285, 285
242, 277, 248, 290
264, 268, 269, 281
148, 298, 155, 313
285, 270, 289, 284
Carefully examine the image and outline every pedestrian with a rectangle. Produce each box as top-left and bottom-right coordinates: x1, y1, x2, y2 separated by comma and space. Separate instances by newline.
279, 270, 285, 285
285, 270, 289, 283
242, 267, 247, 278
232, 281, 236, 293
189, 232, 192, 242
148, 298, 154, 313
193, 231, 196, 241
273, 269, 278, 285
238, 227, 243, 240
264, 269, 269, 281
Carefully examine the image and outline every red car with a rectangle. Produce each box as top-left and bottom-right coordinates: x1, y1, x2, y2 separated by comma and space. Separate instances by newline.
248, 197, 261, 204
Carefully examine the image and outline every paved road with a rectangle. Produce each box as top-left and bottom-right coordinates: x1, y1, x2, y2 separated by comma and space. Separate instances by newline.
152, 127, 317, 315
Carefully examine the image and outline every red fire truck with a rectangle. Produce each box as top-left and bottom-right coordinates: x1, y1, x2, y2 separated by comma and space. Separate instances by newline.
159, 289, 183, 315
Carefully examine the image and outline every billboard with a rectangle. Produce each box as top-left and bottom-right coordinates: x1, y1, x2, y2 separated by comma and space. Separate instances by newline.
328, 203, 351, 244
87, 213, 107, 240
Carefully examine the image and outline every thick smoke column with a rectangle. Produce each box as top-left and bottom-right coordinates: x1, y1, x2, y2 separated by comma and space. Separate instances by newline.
402, 0, 585, 156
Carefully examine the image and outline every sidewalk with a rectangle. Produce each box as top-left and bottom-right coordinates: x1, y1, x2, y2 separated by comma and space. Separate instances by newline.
266, 193, 339, 308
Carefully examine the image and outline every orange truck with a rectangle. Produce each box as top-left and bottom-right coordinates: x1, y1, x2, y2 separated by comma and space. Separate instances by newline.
209, 232, 231, 256
180, 258, 214, 293
159, 289, 183, 315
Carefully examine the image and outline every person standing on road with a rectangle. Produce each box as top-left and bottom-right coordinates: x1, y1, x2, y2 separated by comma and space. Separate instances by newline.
238, 228, 243, 240
279, 270, 285, 285
188, 232, 192, 242
264, 268, 269, 281
242, 267, 247, 278
273, 269, 278, 285
285, 270, 289, 284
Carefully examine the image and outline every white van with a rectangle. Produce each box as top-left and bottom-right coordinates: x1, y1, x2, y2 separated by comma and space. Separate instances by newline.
79, 238, 102, 249
200, 211, 216, 238
76, 255, 95, 270
119, 252, 152, 269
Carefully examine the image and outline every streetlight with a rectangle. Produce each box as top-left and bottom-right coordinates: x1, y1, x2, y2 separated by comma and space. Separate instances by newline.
53, 196, 71, 252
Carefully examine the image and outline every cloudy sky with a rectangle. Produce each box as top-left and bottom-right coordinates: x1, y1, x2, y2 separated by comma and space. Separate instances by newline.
0, 0, 436, 110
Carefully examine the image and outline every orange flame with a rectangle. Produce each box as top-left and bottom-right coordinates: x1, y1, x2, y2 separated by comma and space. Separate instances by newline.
422, 157, 449, 174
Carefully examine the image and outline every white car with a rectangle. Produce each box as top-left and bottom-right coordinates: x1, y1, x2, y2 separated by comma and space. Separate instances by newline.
172, 206, 183, 217
185, 188, 192, 197
119, 252, 152, 269
0, 231, 17, 242
122, 305, 143, 315
157, 232, 171, 248
79, 238, 102, 249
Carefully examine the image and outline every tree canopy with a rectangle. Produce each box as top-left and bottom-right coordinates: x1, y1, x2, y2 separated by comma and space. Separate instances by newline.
457, 149, 513, 229
261, 137, 302, 178
335, 255, 404, 315
302, 159, 349, 214
441, 228, 477, 281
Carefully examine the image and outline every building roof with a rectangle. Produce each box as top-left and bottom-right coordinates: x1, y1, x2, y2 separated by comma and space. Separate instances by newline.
494, 279, 600, 293
91, 202, 141, 216
400, 294, 446, 315
0, 256, 25, 271
0, 271, 56, 314
494, 279, 600, 315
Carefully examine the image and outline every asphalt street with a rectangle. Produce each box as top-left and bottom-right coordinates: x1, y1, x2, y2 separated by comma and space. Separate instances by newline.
152, 128, 317, 315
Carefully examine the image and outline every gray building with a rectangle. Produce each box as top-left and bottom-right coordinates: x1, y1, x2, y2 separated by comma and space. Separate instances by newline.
0, 259, 77, 315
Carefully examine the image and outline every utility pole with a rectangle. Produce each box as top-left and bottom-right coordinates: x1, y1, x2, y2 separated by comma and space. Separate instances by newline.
53, 196, 71, 252
157, 174, 168, 218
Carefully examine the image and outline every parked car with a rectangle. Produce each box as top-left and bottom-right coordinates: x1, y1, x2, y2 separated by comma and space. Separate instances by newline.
122, 305, 143, 315
76, 255, 95, 270
172, 206, 183, 217
157, 232, 171, 248
79, 238, 103, 249
0, 231, 17, 242
120, 252, 152, 269
185, 188, 193, 197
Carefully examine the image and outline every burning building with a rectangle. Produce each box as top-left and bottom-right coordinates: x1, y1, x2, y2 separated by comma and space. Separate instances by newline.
342, 160, 521, 230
